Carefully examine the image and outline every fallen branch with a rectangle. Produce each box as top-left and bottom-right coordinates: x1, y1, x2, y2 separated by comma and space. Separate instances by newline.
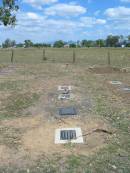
80, 128, 113, 138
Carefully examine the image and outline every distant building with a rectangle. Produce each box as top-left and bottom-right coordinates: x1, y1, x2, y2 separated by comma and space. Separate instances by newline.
121, 45, 125, 48
64, 44, 69, 48
51, 44, 54, 47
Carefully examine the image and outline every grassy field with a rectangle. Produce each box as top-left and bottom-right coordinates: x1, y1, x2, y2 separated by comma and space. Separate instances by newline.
0, 50, 130, 172
0, 47, 130, 67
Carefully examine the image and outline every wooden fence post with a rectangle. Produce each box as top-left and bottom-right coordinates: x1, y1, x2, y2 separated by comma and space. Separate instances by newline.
73, 49, 76, 63
11, 49, 14, 63
107, 51, 111, 66
43, 49, 47, 61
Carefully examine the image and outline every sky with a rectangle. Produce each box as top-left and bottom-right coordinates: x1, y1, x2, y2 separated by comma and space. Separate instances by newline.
0, 0, 130, 43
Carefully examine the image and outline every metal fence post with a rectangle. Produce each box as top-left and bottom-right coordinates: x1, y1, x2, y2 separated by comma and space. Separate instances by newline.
107, 51, 111, 66
11, 49, 14, 63
73, 49, 76, 63
43, 49, 47, 61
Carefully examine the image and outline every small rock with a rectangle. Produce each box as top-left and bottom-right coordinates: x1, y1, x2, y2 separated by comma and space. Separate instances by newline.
27, 169, 30, 173
111, 165, 117, 169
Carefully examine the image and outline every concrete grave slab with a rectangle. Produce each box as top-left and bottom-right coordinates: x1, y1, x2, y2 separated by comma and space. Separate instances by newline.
58, 93, 71, 100
121, 87, 130, 92
58, 85, 72, 92
55, 128, 83, 144
109, 81, 122, 85
59, 107, 77, 116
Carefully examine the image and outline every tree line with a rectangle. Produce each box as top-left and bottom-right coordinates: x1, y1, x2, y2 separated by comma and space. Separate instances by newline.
1, 35, 130, 48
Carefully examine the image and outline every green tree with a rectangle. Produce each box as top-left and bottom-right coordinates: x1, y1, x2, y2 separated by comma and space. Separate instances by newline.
16, 43, 24, 48
81, 40, 94, 47
106, 35, 119, 47
96, 39, 105, 47
69, 43, 76, 48
76, 40, 81, 47
2, 38, 16, 48
127, 35, 130, 41
81, 40, 87, 47
0, 0, 19, 26
11, 40, 16, 47
53, 40, 64, 48
24, 40, 33, 48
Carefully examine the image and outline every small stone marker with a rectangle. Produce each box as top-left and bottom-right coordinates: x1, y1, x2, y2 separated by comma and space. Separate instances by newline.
59, 107, 77, 116
58, 93, 71, 100
55, 128, 83, 144
121, 87, 130, 92
58, 85, 73, 100
58, 85, 72, 92
109, 81, 122, 85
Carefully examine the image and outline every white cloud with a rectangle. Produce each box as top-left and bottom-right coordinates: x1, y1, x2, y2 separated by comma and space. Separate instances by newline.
80, 17, 106, 27
44, 3, 87, 16
105, 6, 130, 19
104, 6, 130, 33
95, 19, 106, 24
120, 0, 130, 3
0, 10, 108, 43
15, 11, 77, 33
7, 11, 107, 38
94, 10, 100, 16
26, 12, 40, 20
15, 11, 106, 31
23, 0, 58, 9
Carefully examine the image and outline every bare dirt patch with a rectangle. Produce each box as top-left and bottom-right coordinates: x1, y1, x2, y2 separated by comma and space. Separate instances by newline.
0, 116, 41, 129
106, 81, 130, 104
0, 116, 43, 167
0, 63, 129, 172
0, 115, 112, 169
22, 116, 112, 156
0, 64, 17, 76
88, 66, 124, 74
0, 145, 11, 165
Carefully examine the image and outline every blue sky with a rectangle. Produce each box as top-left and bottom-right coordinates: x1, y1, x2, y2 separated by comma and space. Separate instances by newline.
0, 0, 130, 43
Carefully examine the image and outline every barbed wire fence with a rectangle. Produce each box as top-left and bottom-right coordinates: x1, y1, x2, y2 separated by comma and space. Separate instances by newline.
0, 48, 130, 67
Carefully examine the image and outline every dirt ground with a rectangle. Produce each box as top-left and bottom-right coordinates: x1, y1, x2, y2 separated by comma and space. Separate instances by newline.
106, 80, 130, 103
88, 66, 127, 74
0, 115, 112, 165
0, 63, 130, 172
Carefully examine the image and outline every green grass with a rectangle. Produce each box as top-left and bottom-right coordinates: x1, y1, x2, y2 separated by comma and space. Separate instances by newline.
0, 64, 8, 69
0, 49, 11, 63
0, 92, 40, 119
0, 80, 27, 91
0, 48, 130, 67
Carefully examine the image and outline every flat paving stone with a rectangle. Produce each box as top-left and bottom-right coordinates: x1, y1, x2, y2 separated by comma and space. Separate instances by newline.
59, 107, 77, 116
